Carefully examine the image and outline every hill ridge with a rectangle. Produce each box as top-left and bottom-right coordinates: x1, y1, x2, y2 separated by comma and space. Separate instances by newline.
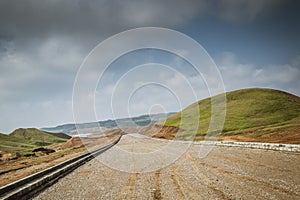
156, 88, 300, 143
10, 128, 69, 146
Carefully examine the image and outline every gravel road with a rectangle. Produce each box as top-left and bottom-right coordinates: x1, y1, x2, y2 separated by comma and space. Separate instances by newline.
34, 134, 300, 199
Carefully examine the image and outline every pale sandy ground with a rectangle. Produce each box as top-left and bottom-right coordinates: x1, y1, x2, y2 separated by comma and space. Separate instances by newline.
34, 134, 300, 200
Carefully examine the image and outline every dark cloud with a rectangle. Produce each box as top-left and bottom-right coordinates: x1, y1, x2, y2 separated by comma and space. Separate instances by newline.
0, 0, 203, 39
0, 0, 287, 38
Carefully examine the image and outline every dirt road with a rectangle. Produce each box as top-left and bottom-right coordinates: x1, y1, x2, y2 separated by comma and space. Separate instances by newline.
34, 134, 300, 199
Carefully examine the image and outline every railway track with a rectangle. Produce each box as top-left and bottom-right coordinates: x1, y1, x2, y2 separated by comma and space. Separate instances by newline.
0, 135, 122, 200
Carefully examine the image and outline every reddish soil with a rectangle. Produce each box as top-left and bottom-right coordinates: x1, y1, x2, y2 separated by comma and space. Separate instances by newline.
141, 124, 180, 140
135, 124, 300, 144
61, 137, 84, 149
111, 125, 181, 140
220, 128, 300, 144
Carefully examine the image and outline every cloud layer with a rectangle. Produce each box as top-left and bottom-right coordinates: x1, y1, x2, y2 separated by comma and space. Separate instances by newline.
0, 0, 298, 132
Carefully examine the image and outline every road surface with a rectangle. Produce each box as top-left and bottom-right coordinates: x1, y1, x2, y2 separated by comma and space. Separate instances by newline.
34, 134, 300, 199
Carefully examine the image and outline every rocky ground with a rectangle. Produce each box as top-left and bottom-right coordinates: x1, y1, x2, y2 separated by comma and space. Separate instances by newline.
34, 134, 300, 200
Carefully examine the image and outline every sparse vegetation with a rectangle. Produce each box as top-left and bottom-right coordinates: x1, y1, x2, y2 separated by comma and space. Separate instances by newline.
0, 128, 68, 159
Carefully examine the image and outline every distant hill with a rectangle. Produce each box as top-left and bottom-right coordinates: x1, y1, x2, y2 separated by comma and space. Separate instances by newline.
10, 128, 70, 144
42, 112, 175, 135
0, 128, 69, 157
157, 88, 300, 143
47, 132, 71, 140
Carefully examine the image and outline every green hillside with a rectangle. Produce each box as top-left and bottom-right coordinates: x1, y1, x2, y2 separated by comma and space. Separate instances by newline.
159, 88, 300, 138
0, 132, 35, 153
0, 128, 68, 157
10, 128, 67, 146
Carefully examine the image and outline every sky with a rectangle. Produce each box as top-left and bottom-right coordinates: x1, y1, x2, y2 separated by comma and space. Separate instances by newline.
0, 0, 299, 133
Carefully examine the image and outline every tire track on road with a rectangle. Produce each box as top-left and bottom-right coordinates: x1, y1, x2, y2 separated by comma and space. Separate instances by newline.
170, 162, 204, 200
185, 154, 231, 200
152, 170, 162, 200
119, 137, 138, 200
170, 168, 185, 199
118, 172, 138, 200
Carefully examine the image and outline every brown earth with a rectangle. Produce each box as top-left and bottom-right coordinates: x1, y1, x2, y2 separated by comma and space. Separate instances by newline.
113, 125, 180, 140
61, 137, 84, 149
220, 128, 300, 144
136, 124, 300, 144
141, 124, 180, 139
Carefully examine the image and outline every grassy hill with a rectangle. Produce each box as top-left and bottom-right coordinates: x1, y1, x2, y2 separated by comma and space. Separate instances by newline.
10, 128, 68, 146
158, 88, 300, 140
0, 128, 69, 158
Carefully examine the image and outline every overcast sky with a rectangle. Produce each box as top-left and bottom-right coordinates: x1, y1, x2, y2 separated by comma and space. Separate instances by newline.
0, 0, 299, 133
